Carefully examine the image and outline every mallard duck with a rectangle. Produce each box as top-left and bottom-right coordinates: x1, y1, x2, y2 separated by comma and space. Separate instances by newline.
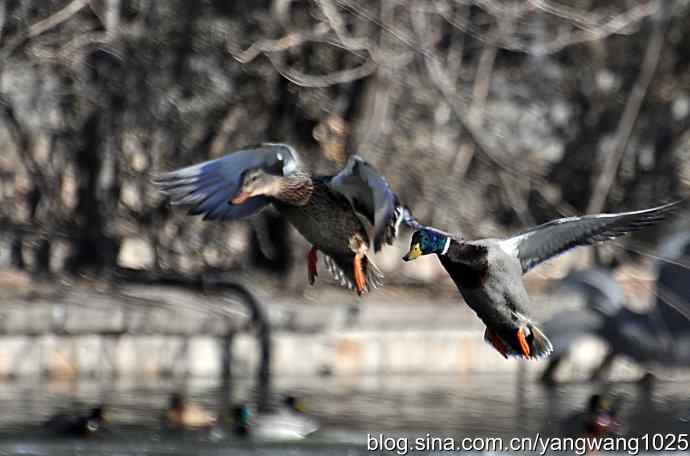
163, 393, 216, 429
402, 202, 680, 359
560, 393, 622, 437
582, 394, 622, 438
228, 404, 252, 437
229, 396, 318, 441
155, 144, 418, 294
44, 405, 109, 437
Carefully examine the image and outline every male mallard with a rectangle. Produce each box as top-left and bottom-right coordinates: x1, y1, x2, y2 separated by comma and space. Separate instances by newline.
155, 144, 418, 294
44, 405, 109, 437
560, 393, 622, 437
403, 202, 680, 359
229, 396, 318, 441
582, 393, 622, 438
228, 404, 252, 437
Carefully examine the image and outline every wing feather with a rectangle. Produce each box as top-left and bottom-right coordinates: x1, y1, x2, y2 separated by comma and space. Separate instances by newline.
154, 143, 298, 221
503, 201, 682, 273
328, 155, 397, 251
323, 254, 383, 293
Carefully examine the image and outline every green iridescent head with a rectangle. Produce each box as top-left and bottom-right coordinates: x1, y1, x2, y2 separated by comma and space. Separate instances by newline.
403, 228, 450, 261
231, 404, 251, 425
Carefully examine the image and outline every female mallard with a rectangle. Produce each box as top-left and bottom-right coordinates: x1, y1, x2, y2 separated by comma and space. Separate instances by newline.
163, 393, 216, 429
403, 202, 680, 359
155, 144, 417, 295
44, 405, 109, 437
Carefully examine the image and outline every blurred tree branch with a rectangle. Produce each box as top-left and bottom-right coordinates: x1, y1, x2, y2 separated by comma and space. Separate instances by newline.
0, 0, 90, 61
266, 53, 377, 88
230, 23, 378, 88
231, 23, 331, 64
587, 3, 670, 214
0, 97, 44, 188
437, 0, 659, 55
411, 6, 575, 218
27, 0, 88, 38
314, 0, 371, 52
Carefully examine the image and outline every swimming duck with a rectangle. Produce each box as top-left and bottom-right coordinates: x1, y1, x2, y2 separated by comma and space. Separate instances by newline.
163, 392, 216, 429
560, 393, 622, 438
228, 396, 318, 441
228, 404, 252, 437
403, 202, 680, 359
155, 144, 418, 295
44, 405, 109, 437
582, 394, 622, 438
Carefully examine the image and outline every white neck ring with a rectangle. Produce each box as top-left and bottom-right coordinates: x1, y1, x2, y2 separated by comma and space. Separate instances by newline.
440, 237, 451, 255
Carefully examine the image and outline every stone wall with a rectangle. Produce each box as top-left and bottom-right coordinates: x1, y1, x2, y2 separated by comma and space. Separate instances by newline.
0, 276, 651, 382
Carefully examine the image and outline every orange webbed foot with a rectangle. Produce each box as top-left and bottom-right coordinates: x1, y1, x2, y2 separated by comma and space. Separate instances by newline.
484, 328, 508, 359
307, 247, 318, 286
353, 253, 366, 296
517, 327, 531, 359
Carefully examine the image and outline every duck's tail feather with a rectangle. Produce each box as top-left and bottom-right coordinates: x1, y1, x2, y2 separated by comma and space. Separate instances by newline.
525, 323, 554, 359
486, 317, 554, 360
511, 312, 554, 359
323, 254, 383, 293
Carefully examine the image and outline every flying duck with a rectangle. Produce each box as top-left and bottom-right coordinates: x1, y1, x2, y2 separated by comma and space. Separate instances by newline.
403, 201, 681, 359
155, 144, 418, 295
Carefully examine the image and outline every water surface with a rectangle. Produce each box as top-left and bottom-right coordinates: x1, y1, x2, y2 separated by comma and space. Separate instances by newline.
0, 372, 687, 455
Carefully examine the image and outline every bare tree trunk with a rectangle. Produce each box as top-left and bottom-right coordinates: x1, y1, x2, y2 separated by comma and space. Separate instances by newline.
586, 4, 670, 214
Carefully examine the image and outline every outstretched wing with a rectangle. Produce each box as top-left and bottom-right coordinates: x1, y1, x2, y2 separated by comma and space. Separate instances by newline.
153, 143, 298, 221
652, 232, 690, 332
328, 155, 398, 251
501, 201, 682, 273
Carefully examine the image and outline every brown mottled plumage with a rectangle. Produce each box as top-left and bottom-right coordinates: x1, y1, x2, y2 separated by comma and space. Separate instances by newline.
155, 143, 419, 295
246, 176, 383, 293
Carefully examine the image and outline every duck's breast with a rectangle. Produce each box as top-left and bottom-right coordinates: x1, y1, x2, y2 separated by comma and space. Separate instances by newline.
274, 183, 368, 256
443, 245, 529, 328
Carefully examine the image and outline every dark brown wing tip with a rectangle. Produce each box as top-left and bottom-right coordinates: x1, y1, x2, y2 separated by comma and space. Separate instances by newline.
651, 199, 685, 212
634, 199, 685, 224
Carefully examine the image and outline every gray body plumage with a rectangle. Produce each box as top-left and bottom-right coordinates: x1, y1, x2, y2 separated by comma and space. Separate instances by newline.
439, 239, 553, 358
432, 201, 681, 359
451, 241, 531, 335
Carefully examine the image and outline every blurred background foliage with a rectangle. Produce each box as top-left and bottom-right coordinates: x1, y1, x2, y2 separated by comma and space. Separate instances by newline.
0, 0, 688, 281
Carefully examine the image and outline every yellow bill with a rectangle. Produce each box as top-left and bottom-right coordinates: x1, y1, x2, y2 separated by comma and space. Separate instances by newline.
403, 243, 422, 262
